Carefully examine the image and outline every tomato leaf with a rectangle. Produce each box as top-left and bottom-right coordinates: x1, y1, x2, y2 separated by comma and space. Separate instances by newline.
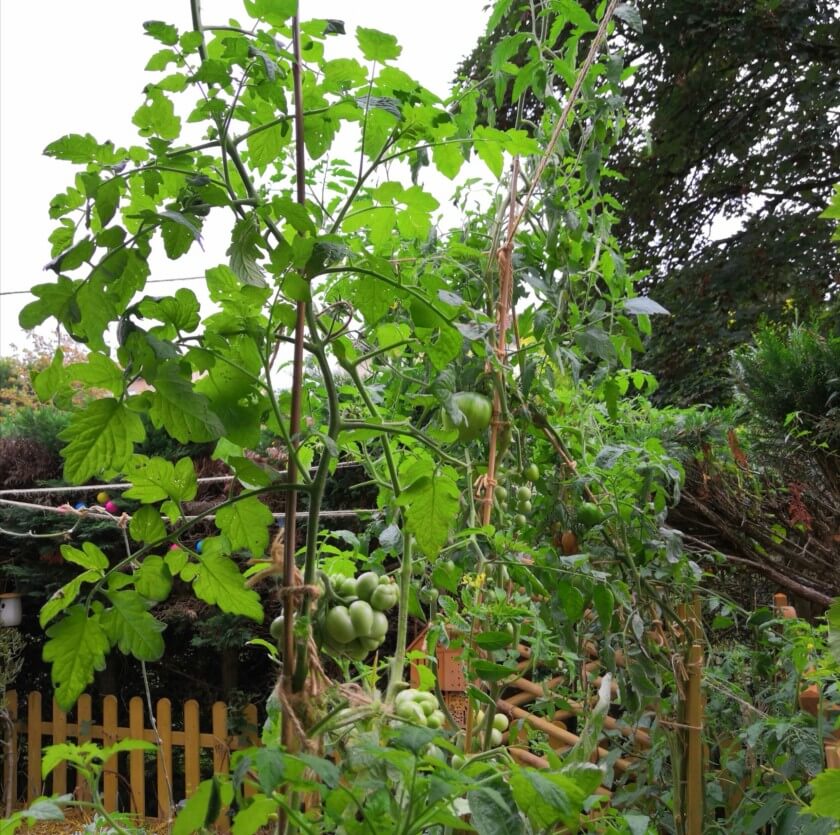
192, 540, 263, 622
216, 496, 274, 557
101, 591, 166, 661
59, 398, 145, 483
44, 606, 109, 710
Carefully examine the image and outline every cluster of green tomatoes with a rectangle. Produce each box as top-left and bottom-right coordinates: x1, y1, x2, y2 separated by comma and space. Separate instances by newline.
269, 571, 398, 660
495, 462, 540, 528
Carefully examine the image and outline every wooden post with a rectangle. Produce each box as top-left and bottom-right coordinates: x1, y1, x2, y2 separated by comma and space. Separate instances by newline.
156, 698, 173, 820
212, 702, 231, 833
51, 698, 68, 796
102, 695, 119, 812
183, 699, 200, 798
685, 641, 704, 835
6, 691, 18, 813
129, 697, 145, 817
27, 691, 42, 802
75, 694, 92, 802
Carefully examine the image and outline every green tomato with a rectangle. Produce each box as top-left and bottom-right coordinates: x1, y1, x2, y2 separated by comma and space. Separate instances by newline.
514, 514, 528, 528
489, 728, 503, 747
355, 571, 379, 602
492, 713, 509, 732
349, 600, 374, 637
357, 636, 382, 652
342, 639, 369, 660
269, 615, 284, 642
441, 392, 493, 442
494, 485, 508, 502
396, 699, 426, 724
419, 586, 437, 605
338, 577, 358, 598
577, 501, 605, 529
516, 486, 532, 502
369, 610, 389, 640
324, 605, 356, 644
524, 463, 540, 482
370, 584, 399, 611
519, 500, 532, 514
451, 754, 465, 769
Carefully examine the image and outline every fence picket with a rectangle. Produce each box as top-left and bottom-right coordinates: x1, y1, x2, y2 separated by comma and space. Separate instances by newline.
51, 699, 68, 796
6, 691, 17, 809
156, 697, 173, 820
129, 697, 145, 817
76, 694, 92, 802
183, 699, 200, 799
102, 695, 118, 812
26, 692, 41, 801
5, 690, 259, 823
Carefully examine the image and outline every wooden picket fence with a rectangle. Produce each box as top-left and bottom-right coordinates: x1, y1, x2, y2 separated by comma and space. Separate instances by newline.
3, 690, 260, 828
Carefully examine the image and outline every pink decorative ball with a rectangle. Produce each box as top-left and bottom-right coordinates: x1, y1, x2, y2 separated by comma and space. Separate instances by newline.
104, 500, 119, 513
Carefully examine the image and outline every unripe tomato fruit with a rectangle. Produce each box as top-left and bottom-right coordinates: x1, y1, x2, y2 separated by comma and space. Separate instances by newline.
494, 485, 508, 502
369, 611, 389, 639
324, 606, 355, 644
419, 586, 437, 604
269, 615, 284, 642
489, 728, 503, 747
519, 500, 532, 514
492, 713, 509, 732
370, 584, 399, 611
349, 600, 374, 636
516, 486, 532, 502
355, 571, 379, 602
441, 392, 493, 442
577, 501, 605, 529
514, 514, 528, 528
524, 463, 540, 482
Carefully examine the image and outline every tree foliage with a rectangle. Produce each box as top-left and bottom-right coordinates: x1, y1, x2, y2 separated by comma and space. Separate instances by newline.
459, 0, 840, 404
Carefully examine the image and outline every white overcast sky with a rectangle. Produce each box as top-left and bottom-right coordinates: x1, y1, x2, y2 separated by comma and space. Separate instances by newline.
0, 1, 488, 355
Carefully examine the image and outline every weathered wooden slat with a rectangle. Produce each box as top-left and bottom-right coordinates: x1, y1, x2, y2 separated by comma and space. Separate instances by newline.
129, 697, 145, 817
183, 699, 201, 799
50, 699, 68, 796
26, 692, 42, 803
156, 697, 173, 820
102, 695, 119, 812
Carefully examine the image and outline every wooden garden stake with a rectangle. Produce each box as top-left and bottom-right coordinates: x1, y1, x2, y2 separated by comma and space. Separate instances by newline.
684, 641, 704, 835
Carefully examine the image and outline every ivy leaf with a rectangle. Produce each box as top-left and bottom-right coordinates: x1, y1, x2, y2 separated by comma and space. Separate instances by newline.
228, 214, 267, 287
396, 465, 459, 557
192, 540, 263, 622
356, 27, 402, 62
101, 591, 166, 661
216, 496, 274, 557
59, 398, 146, 483
148, 362, 226, 443
43, 605, 109, 710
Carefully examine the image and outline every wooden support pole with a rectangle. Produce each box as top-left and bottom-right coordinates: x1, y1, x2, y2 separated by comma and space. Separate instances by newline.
684, 641, 704, 835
